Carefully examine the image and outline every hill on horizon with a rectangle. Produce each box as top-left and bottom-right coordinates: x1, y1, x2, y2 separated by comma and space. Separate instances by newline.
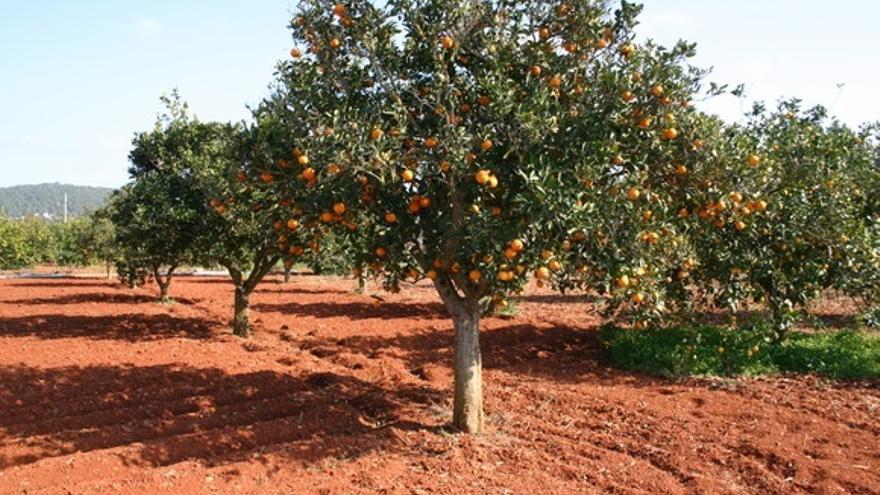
0, 183, 115, 219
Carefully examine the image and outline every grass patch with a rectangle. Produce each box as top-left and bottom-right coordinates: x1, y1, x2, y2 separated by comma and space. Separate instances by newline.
600, 323, 880, 380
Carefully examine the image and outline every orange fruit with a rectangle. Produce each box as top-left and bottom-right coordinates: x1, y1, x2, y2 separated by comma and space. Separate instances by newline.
439, 161, 451, 173
621, 91, 635, 103
333, 202, 346, 214
638, 117, 653, 129
548, 259, 561, 271
329, 38, 341, 49
332, 3, 346, 17
260, 173, 274, 183
535, 266, 550, 280
651, 84, 664, 97
290, 47, 302, 58
426, 270, 438, 280
503, 248, 517, 261
678, 208, 689, 218
287, 219, 300, 230
481, 139, 493, 151
626, 187, 641, 201
729, 192, 743, 204
595, 38, 609, 49
479, 95, 490, 106
418, 197, 431, 208
475, 169, 491, 185
401, 169, 414, 182
538, 26, 551, 39
612, 155, 625, 165
302, 167, 316, 181
384, 212, 398, 224
509, 239, 524, 252
616, 275, 630, 288
631, 293, 644, 304
440, 35, 454, 49
529, 65, 542, 77
370, 127, 384, 140
675, 164, 687, 176
662, 128, 679, 140
619, 43, 635, 56
735, 220, 747, 231
298, 154, 309, 166
468, 270, 481, 282
375, 246, 386, 257
548, 75, 562, 88
487, 175, 498, 188
747, 154, 761, 167
424, 136, 438, 149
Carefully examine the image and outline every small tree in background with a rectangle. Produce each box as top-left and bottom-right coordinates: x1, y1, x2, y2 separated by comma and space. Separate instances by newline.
0, 214, 31, 270
200, 120, 286, 337
687, 101, 879, 338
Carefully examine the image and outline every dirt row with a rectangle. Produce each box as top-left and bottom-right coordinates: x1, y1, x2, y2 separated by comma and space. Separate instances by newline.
0, 276, 877, 494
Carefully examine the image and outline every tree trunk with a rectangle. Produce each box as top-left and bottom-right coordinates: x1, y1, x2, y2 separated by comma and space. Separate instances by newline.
105, 262, 112, 280
158, 281, 170, 303
451, 307, 483, 433
233, 287, 250, 337
434, 276, 485, 434
356, 274, 367, 294
283, 267, 291, 284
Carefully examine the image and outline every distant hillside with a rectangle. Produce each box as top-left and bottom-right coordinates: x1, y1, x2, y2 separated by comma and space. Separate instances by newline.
0, 183, 114, 219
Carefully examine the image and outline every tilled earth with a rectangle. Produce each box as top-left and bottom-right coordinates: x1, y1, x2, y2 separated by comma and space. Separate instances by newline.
0, 276, 877, 494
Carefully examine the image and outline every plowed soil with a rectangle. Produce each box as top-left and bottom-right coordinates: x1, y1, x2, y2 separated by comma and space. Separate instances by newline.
0, 276, 877, 494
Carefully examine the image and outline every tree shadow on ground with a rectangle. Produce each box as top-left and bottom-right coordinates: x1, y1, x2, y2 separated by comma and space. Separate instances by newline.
3, 279, 114, 289
0, 313, 218, 341
256, 286, 353, 296
253, 301, 447, 321
3, 292, 177, 306
0, 364, 442, 470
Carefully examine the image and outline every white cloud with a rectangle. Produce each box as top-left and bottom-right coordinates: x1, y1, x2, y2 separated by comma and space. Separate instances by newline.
131, 18, 160, 36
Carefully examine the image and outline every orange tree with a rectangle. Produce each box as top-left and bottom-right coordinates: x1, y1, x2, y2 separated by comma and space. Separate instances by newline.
202, 117, 295, 336
266, 0, 734, 432
685, 101, 879, 338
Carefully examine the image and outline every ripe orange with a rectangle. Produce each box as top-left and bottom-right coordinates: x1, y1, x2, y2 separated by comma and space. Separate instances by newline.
503, 248, 517, 260
475, 169, 491, 185
538, 26, 551, 39
328, 163, 341, 174
320, 211, 334, 223
468, 270, 481, 282
298, 154, 309, 166
401, 169, 414, 182
370, 127, 383, 140
621, 91, 635, 103
535, 266, 550, 280
290, 47, 302, 58
329, 38, 341, 49
612, 155, 625, 165
747, 154, 761, 167
302, 167, 316, 181
480, 139, 493, 151
626, 187, 641, 201
384, 212, 398, 224
509, 239, 524, 252
754, 200, 768, 212
678, 207, 689, 218
260, 172, 274, 183
333, 202, 346, 214
616, 275, 630, 288
418, 197, 431, 208
332, 3, 346, 17
440, 35, 454, 49
662, 128, 679, 140
529, 65, 542, 77
479, 95, 490, 106
729, 192, 743, 204
375, 246, 386, 257
548, 259, 561, 271
638, 117, 653, 129
548, 75, 562, 88
651, 84, 664, 97
460, 103, 471, 113
631, 293, 644, 304
426, 270, 438, 280
675, 164, 687, 176
619, 43, 635, 56
734, 220, 747, 231
287, 219, 300, 230
439, 161, 451, 173
424, 136, 438, 149
487, 175, 498, 188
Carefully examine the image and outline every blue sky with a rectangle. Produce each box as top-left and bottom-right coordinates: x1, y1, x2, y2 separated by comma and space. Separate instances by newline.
1, 1, 877, 188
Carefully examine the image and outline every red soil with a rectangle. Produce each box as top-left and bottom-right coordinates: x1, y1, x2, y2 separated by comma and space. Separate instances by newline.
0, 276, 877, 494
